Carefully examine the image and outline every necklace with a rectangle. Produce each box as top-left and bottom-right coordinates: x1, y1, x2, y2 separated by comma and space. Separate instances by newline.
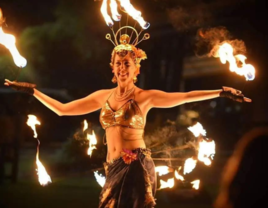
114, 86, 135, 102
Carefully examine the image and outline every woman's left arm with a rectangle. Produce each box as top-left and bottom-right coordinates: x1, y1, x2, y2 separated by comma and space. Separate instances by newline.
147, 87, 251, 108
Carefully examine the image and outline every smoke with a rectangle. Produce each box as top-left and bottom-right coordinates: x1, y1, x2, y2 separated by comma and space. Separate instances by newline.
195, 27, 246, 57
167, 3, 212, 32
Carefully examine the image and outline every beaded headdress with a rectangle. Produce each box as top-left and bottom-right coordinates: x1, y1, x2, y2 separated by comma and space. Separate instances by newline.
100, 0, 150, 68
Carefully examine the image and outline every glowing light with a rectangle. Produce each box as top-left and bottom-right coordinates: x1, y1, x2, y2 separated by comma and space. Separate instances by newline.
188, 122, 206, 137
110, 0, 121, 21
87, 130, 97, 156
218, 42, 255, 81
26, 115, 41, 138
0, 27, 27, 68
100, 0, 113, 27
191, 180, 200, 190
155, 166, 170, 176
183, 158, 197, 175
94, 171, 106, 187
159, 178, 175, 189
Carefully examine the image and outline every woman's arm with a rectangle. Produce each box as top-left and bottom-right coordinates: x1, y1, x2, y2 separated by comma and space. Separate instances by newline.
33, 89, 108, 116
4, 79, 109, 116
147, 87, 251, 108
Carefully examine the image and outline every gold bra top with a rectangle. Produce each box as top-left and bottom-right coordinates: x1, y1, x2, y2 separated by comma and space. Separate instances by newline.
99, 89, 144, 130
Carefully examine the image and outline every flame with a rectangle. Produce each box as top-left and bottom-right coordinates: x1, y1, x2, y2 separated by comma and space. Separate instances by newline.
101, 0, 114, 27
87, 130, 97, 156
110, 0, 121, 21
119, 0, 150, 29
191, 180, 200, 190
218, 42, 255, 81
159, 178, 175, 189
26, 114, 51, 186
188, 122, 206, 137
26, 115, 41, 138
183, 158, 197, 175
94, 171, 106, 187
155, 166, 171, 176
36, 144, 52, 186
174, 168, 184, 181
0, 27, 27, 67
198, 139, 215, 166
83, 119, 88, 132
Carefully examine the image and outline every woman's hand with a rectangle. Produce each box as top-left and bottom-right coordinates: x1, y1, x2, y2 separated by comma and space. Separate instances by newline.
220, 86, 251, 102
4, 79, 36, 95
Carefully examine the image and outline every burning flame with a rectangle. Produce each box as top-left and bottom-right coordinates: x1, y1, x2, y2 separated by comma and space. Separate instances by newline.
217, 42, 255, 81
159, 178, 175, 189
188, 122, 206, 137
188, 122, 216, 166
87, 131, 97, 156
26, 115, 41, 138
26, 115, 51, 186
198, 140, 215, 166
110, 0, 121, 21
82, 120, 97, 156
101, 0, 114, 27
119, 0, 150, 29
155, 166, 171, 176
174, 168, 184, 181
100, 0, 150, 29
191, 180, 200, 190
36, 141, 52, 186
94, 171, 106, 187
0, 9, 27, 67
183, 158, 197, 175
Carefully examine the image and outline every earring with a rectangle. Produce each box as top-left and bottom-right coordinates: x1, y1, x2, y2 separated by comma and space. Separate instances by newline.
133, 76, 137, 83
111, 76, 117, 83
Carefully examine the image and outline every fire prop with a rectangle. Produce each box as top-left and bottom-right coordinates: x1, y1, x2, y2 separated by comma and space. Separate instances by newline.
26, 115, 52, 186
156, 122, 215, 190
83, 120, 98, 157
0, 8, 27, 68
100, 0, 150, 29
216, 42, 255, 81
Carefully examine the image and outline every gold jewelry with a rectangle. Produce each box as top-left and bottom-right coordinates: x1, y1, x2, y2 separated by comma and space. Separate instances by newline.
114, 86, 135, 102
111, 75, 117, 83
133, 76, 137, 83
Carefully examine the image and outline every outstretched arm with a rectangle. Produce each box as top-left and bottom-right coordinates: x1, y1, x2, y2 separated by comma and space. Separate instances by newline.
4, 79, 109, 116
33, 88, 107, 116
147, 87, 251, 108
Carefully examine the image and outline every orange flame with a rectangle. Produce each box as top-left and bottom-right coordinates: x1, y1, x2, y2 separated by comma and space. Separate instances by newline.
191, 180, 200, 190
83, 119, 88, 132
36, 142, 52, 186
0, 10, 27, 69
26, 115, 41, 138
198, 140, 215, 166
26, 115, 51, 186
87, 131, 97, 156
101, 0, 114, 27
183, 158, 197, 175
94, 171, 106, 187
119, 0, 150, 29
188, 122, 206, 137
155, 166, 172, 176
159, 178, 175, 189
218, 42, 255, 80
174, 168, 184, 181
110, 0, 121, 21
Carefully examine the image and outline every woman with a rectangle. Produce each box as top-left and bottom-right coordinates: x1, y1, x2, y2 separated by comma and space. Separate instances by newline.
4, 35, 251, 208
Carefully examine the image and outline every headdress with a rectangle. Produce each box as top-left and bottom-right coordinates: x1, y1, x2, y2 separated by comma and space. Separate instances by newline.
100, 0, 150, 69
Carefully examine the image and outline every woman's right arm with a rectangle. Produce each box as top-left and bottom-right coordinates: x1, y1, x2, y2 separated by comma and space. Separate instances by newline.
33, 88, 109, 116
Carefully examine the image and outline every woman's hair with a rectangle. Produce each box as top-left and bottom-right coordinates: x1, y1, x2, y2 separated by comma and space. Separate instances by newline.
214, 127, 268, 208
109, 44, 147, 74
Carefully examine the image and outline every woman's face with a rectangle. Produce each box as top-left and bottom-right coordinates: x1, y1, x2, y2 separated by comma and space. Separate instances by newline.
113, 52, 137, 84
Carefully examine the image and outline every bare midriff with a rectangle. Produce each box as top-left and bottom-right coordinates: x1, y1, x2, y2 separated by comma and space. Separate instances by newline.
105, 125, 145, 163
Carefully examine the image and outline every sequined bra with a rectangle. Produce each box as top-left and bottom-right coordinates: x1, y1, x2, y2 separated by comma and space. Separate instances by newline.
99, 89, 144, 130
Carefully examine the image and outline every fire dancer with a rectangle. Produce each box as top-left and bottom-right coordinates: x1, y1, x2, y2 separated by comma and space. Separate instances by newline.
4, 33, 251, 208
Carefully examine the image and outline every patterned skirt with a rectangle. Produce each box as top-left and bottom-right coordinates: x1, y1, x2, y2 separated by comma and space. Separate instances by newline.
99, 148, 157, 208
